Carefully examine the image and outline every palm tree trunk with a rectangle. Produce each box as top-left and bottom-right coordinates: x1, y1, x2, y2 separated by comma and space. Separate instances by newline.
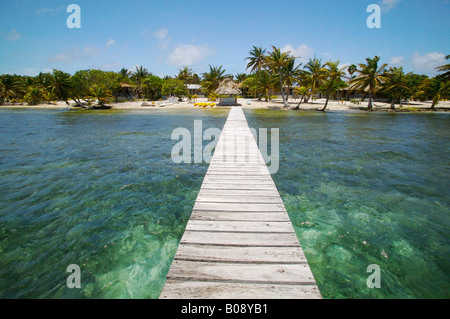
431, 98, 436, 109
390, 96, 395, 110
321, 91, 331, 111
279, 70, 289, 107
293, 96, 304, 110
367, 84, 373, 111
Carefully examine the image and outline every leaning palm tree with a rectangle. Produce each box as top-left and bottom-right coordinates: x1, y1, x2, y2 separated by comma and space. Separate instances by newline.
321, 60, 346, 111
265, 45, 293, 107
416, 78, 449, 109
303, 57, 326, 102
350, 56, 387, 111
201, 65, 226, 96
382, 67, 413, 110
89, 84, 114, 107
292, 86, 310, 109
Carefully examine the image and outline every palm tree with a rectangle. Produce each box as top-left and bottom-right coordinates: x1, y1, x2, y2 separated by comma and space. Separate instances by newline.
15, 76, 34, 98
265, 45, 293, 107
292, 86, 310, 109
321, 60, 346, 111
132, 66, 150, 99
303, 57, 326, 102
348, 64, 357, 78
416, 78, 449, 109
245, 46, 267, 101
89, 84, 114, 107
119, 68, 132, 78
235, 73, 247, 84
178, 66, 193, 84
133, 66, 149, 80
254, 70, 277, 101
345, 64, 358, 101
48, 69, 72, 105
245, 46, 266, 74
282, 59, 303, 102
382, 67, 413, 110
201, 65, 226, 96
350, 56, 387, 111
0, 75, 18, 103
436, 55, 450, 81
24, 87, 43, 105
36, 72, 51, 91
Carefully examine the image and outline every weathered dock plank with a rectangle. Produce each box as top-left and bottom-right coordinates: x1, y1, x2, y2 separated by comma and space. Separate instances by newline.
160, 107, 321, 299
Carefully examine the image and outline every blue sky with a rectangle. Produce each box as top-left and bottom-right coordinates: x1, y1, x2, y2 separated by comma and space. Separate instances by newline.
0, 0, 449, 77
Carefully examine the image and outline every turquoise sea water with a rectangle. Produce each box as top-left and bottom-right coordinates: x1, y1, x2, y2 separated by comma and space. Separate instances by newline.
0, 108, 228, 298
0, 107, 449, 298
245, 109, 450, 298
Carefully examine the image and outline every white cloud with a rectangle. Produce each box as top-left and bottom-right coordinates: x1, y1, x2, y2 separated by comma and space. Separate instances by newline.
35, 7, 64, 15
1, 29, 21, 41
379, 0, 401, 12
389, 56, 404, 67
412, 52, 446, 75
153, 28, 168, 40
106, 38, 116, 48
84, 45, 100, 56
95, 61, 121, 70
36, 8, 52, 15
158, 37, 171, 50
153, 28, 171, 49
49, 53, 74, 64
167, 44, 213, 66
49, 39, 116, 65
281, 44, 315, 63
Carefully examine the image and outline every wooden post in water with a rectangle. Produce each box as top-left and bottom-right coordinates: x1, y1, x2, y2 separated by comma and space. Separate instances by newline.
160, 107, 321, 299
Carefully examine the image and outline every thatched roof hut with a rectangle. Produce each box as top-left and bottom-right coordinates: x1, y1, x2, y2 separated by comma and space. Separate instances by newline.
215, 78, 242, 95
215, 78, 242, 106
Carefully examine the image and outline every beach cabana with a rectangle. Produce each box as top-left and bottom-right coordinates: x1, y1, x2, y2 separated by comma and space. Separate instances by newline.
215, 78, 242, 106
186, 84, 202, 96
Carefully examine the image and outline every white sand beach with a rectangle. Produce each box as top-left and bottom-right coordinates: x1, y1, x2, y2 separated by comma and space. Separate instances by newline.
1, 98, 449, 111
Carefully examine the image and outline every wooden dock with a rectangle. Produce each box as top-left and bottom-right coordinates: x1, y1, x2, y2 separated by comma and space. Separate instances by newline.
160, 107, 321, 299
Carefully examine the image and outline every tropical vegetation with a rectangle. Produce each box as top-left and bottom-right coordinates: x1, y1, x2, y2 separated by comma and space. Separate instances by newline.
0, 48, 448, 111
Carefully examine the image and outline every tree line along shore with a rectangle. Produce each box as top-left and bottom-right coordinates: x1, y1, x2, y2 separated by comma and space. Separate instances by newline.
0, 46, 449, 111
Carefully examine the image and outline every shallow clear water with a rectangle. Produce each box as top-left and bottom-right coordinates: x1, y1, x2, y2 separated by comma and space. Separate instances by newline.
245, 109, 450, 298
1, 108, 449, 299
0, 108, 228, 298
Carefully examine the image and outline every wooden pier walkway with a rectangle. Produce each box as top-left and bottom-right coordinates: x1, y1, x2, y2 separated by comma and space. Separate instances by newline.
160, 107, 321, 299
